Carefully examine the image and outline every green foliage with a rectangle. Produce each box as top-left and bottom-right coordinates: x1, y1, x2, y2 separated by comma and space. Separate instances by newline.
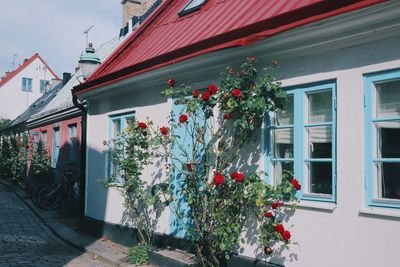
161, 58, 298, 266
0, 117, 11, 130
127, 243, 152, 265
104, 120, 169, 245
0, 136, 27, 186
29, 141, 53, 183
109, 58, 299, 267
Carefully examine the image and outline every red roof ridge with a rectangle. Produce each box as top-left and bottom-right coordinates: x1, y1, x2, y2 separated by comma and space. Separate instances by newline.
73, 0, 387, 95
0, 53, 59, 88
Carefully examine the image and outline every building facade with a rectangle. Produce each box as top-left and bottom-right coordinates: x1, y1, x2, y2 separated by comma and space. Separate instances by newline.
73, 1, 400, 266
0, 53, 59, 120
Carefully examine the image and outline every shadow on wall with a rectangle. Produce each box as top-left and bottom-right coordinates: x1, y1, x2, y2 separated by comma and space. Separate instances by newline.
220, 118, 298, 265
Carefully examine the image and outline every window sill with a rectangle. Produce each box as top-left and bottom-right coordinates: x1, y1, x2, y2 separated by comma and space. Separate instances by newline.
359, 207, 400, 219
293, 200, 337, 212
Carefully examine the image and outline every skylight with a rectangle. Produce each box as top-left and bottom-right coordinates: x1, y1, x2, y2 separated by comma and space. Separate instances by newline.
179, 0, 207, 16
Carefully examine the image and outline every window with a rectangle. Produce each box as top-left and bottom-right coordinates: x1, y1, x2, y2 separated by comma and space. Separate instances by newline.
22, 77, 32, 92
108, 112, 135, 180
40, 80, 49, 93
179, 0, 207, 16
41, 131, 47, 148
266, 81, 336, 202
52, 127, 60, 168
364, 69, 400, 208
68, 124, 78, 162
32, 132, 39, 150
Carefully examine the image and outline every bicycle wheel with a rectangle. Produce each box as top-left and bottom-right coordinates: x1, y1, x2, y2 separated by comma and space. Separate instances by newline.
37, 185, 62, 210
31, 184, 47, 208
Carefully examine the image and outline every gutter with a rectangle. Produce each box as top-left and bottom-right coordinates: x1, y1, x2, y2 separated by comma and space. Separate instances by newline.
72, 95, 87, 219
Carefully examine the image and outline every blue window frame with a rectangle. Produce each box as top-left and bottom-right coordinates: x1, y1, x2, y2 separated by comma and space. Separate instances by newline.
52, 127, 60, 168
107, 112, 135, 181
364, 69, 400, 209
41, 130, 47, 148
265, 81, 337, 202
22, 77, 32, 92
68, 124, 78, 162
178, 0, 207, 16
40, 80, 49, 93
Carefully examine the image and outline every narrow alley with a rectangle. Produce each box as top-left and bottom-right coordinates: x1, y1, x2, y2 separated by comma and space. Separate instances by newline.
0, 183, 110, 267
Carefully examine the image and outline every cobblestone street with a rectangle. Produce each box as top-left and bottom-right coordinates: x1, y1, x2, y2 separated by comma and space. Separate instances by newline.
0, 183, 111, 267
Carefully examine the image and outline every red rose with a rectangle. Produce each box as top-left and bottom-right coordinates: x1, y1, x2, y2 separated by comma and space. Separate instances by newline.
201, 92, 211, 101
138, 122, 147, 129
186, 163, 193, 172
166, 78, 175, 87
223, 113, 232, 120
179, 114, 188, 123
214, 173, 224, 186
208, 84, 218, 94
290, 178, 301, 191
264, 212, 273, 218
281, 230, 291, 241
230, 171, 245, 182
192, 90, 199, 98
271, 202, 278, 209
229, 68, 234, 75
232, 88, 242, 98
160, 127, 168, 135
274, 224, 284, 233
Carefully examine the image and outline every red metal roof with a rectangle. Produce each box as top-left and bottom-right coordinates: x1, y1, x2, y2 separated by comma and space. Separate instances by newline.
74, 0, 386, 94
0, 53, 59, 88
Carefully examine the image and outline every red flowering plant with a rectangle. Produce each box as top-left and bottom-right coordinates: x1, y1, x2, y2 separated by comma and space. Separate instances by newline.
160, 58, 299, 267
103, 119, 170, 246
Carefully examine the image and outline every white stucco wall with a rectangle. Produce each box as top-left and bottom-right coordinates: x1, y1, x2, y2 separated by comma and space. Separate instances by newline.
83, 4, 400, 266
0, 57, 57, 120
85, 87, 171, 234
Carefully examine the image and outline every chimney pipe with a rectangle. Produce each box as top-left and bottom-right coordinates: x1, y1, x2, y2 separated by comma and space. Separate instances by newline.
121, 0, 157, 26
62, 72, 72, 85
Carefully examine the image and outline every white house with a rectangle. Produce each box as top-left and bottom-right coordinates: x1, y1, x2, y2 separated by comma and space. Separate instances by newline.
73, 1, 400, 266
0, 53, 59, 120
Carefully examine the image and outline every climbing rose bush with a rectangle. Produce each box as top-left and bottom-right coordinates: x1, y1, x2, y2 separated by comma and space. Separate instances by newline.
159, 58, 299, 266
106, 58, 300, 267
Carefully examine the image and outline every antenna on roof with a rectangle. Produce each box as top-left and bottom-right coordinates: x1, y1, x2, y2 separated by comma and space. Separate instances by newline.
11, 54, 18, 71
83, 25, 94, 48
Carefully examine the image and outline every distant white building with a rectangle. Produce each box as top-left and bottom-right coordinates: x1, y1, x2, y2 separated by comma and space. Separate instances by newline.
0, 53, 59, 120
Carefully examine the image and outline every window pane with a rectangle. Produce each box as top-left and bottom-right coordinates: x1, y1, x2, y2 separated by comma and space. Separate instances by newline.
375, 162, 400, 200
307, 162, 332, 194
273, 161, 293, 185
307, 90, 332, 123
113, 119, 121, 137
184, 0, 206, 10
375, 122, 400, 158
307, 126, 332, 158
125, 117, 135, 129
272, 128, 293, 158
275, 95, 294, 126
376, 80, 400, 118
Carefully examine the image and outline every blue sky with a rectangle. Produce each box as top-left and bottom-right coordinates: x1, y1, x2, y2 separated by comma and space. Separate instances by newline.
0, 0, 122, 77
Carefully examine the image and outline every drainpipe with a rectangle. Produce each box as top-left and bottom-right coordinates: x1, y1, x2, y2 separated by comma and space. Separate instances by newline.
72, 95, 87, 219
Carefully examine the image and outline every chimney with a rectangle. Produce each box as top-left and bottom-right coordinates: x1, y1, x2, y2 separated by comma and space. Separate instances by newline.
121, 0, 158, 26
62, 72, 72, 85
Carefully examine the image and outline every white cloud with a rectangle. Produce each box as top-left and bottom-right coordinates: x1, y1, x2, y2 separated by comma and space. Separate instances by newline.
0, 0, 121, 76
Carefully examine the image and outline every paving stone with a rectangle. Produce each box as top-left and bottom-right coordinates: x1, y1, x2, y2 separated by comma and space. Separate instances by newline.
0, 183, 111, 267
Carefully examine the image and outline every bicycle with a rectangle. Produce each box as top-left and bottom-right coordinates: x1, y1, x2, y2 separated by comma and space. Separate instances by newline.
33, 169, 79, 210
